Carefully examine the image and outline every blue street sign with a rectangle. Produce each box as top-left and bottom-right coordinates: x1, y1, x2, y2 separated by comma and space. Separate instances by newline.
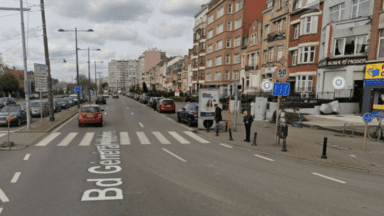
273, 83, 290, 96
363, 113, 373, 123
75, 86, 82, 94
372, 111, 384, 118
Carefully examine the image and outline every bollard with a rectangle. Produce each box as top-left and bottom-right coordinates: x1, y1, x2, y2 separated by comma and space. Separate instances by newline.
229, 129, 233, 140
206, 127, 210, 133
321, 137, 328, 159
282, 139, 287, 152
252, 132, 257, 146
224, 122, 228, 132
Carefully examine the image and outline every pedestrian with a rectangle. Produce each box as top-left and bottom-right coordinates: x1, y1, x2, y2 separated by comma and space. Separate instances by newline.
243, 111, 253, 142
214, 104, 222, 136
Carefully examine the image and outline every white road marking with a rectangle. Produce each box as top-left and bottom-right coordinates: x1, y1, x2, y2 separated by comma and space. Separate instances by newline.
137, 132, 151, 144
153, 132, 171, 144
104, 112, 107, 115
23, 154, 30, 161
0, 188, 9, 202
184, 131, 210, 143
131, 112, 134, 115
13, 126, 27, 132
0, 134, 6, 138
107, 107, 108, 109
11, 172, 21, 183
127, 107, 129, 109
254, 154, 274, 162
120, 132, 130, 145
162, 148, 187, 162
79, 133, 95, 146
312, 172, 346, 184
53, 114, 79, 133
220, 143, 233, 148
168, 131, 190, 144
35, 133, 61, 146
0, 208, 3, 214
57, 132, 78, 146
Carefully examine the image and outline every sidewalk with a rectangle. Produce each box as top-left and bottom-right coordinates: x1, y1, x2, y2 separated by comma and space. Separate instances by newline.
196, 110, 384, 174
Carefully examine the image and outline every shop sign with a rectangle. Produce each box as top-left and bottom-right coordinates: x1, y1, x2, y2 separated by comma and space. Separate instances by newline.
325, 57, 366, 67
365, 63, 384, 80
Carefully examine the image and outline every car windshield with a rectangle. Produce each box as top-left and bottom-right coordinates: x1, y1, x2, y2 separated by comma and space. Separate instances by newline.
1, 106, 21, 112
97, 96, 103, 99
30, 102, 42, 107
58, 99, 67, 103
81, 107, 99, 113
162, 100, 174, 105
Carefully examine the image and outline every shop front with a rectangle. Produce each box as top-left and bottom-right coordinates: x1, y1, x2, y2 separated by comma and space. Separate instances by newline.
362, 62, 384, 114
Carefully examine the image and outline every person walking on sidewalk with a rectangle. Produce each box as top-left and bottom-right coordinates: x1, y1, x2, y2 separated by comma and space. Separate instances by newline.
214, 104, 222, 136
243, 111, 253, 142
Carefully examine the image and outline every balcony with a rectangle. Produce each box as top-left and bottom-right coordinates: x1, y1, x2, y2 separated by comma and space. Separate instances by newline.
266, 30, 286, 42
245, 65, 258, 71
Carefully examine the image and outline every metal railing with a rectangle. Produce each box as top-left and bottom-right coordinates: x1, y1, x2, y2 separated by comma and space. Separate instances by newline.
316, 89, 353, 100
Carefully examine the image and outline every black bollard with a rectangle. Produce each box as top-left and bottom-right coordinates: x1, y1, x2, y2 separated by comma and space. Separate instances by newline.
321, 137, 328, 159
229, 129, 233, 140
282, 139, 287, 152
252, 132, 257, 146
225, 123, 228, 132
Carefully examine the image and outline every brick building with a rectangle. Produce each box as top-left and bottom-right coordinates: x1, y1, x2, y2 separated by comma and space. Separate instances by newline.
5, 67, 24, 88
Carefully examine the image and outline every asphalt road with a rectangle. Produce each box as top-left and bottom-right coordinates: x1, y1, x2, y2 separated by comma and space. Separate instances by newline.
0, 96, 383, 215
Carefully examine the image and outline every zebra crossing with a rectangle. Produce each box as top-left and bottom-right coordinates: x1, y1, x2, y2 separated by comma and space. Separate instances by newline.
34, 130, 210, 147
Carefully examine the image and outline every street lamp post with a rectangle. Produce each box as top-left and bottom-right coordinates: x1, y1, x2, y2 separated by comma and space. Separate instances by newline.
78, 48, 101, 105
92, 61, 103, 97
58, 28, 93, 108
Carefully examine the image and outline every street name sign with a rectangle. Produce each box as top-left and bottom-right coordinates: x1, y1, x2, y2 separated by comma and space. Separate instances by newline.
273, 83, 290, 96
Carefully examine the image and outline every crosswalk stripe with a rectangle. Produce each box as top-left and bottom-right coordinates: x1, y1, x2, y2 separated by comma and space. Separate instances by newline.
57, 133, 78, 146
79, 132, 94, 146
152, 132, 171, 144
0, 134, 6, 138
137, 132, 150, 144
35, 133, 61, 146
120, 132, 130, 145
184, 131, 210, 143
169, 131, 190, 144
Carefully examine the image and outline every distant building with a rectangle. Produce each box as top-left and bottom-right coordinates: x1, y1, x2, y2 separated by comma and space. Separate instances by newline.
138, 48, 166, 87
108, 59, 139, 90
4, 67, 24, 88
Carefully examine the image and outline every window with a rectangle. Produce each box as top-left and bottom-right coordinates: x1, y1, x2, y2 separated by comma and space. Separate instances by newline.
235, 18, 242, 29
227, 21, 232, 30
208, 15, 214, 24
242, 54, 245, 67
217, 23, 223, 34
269, 47, 274, 62
296, 75, 313, 92
294, 24, 299, 39
263, 50, 267, 63
277, 46, 283, 60
300, 16, 318, 35
265, 25, 270, 37
226, 39, 231, 47
251, 33, 257, 45
207, 59, 212, 67
193, 71, 198, 78
278, 20, 283, 32
217, 7, 224, 18
200, 42, 206, 50
216, 40, 223, 50
352, 0, 371, 18
295, 0, 303, 9
267, 1, 273, 9
208, 29, 213, 39
226, 55, 231, 64
330, 3, 345, 22
233, 70, 239, 80
235, 36, 241, 46
234, 54, 240, 63
225, 71, 230, 80
208, 44, 213, 53
216, 56, 222, 65
246, 75, 250, 87
292, 50, 297, 65
379, 30, 384, 58
207, 73, 212, 81
215, 71, 222, 81
228, 4, 233, 13
334, 36, 368, 56
236, 0, 243, 12
248, 53, 258, 66
298, 46, 315, 63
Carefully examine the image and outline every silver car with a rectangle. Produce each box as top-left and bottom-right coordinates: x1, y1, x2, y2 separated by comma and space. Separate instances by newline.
30, 101, 49, 117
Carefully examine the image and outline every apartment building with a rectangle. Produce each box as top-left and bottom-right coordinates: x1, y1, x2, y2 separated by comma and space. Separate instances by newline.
205, 0, 266, 91
165, 56, 183, 91
108, 60, 139, 91
317, 0, 375, 101
138, 48, 166, 87
287, 0, 323, 97
260, 0, 292, 86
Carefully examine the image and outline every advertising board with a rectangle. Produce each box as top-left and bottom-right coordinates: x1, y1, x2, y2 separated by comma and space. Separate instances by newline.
198, 88, 220, 129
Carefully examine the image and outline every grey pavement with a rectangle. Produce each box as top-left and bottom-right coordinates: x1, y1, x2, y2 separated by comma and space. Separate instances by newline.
0, 96, 383, 215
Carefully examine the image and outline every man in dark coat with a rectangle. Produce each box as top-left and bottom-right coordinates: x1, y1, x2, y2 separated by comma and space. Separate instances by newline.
243, 111, 253, 142
214, 104, 222, 136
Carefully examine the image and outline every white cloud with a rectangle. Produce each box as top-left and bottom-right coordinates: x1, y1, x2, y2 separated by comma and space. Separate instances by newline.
149, 20, 193, 39
161, 0, 210, 16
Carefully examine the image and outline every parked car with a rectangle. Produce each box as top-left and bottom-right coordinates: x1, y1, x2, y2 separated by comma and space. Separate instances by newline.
56, 98, 70, 109
42, 93, 48, 98
95, 95, 107, 104
177, 103, 198, 127
152, 97, 164, 110
103, 94, 109, 99
28, 94, 35, 99
69, 94, 80, 105
139, 95, 147, 103
157, 99, 176, 113
78, 105, 104, 127
113, 93, 119, 99
145, 96, 151, 104
65, 97, 74, 107
33, 93, 39, 99
52, 100, 62, 113
0, 97, 16, 109
0, 104, 27, 127
83, 95, 89, 102
29, 101, 49, 117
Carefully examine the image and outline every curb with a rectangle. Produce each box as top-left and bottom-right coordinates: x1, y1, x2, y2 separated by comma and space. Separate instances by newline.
195, 130, 384, 176
301, 122, 365, 136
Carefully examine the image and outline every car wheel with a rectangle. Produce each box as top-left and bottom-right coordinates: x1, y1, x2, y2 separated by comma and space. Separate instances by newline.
177, 114, 181, 122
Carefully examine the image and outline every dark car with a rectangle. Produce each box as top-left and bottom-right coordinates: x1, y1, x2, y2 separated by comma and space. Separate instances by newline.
83, 95, 89, 102
56, 98, 70, 109
30, 101, 49, 117
0, 97, 16, 109
113, 93, 119, 99
177, 103, 198, 127
52, 100, 62, 113
139, 96, 148, 103
0, 104, 27, 126
95, 96, 107, 104
157, 99, 175, 113
42, 93, 48, 98
65, 97, 74, 107
103, 94, 109, 99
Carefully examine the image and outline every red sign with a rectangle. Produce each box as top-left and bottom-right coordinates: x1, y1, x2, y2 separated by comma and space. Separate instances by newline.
7, 114, 13, 121
274, 66, 290, 82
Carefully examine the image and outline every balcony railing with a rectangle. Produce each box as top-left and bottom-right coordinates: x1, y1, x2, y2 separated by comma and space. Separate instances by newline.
245, 65, 258, 71
266, 29, 286, 42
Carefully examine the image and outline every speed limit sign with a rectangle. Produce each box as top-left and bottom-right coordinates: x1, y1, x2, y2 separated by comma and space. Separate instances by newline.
274, 66, 290, 82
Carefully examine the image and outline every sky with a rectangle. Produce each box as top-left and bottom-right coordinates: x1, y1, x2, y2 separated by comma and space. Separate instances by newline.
1, 0, 210, 83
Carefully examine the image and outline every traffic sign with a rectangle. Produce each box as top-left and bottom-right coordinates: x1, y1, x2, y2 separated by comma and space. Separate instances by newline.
274, 66, 290, 82
363, 113, 373, 123
34, 63, 48, 76
7, 114, 14, 122
332, 76, 345, 90
273, 83, 290, 96
261, 80, 273, 92
75, 86, 82, 94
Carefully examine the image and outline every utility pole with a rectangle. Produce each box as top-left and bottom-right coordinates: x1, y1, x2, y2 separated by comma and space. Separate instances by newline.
234, 83, 238, 132
75, 28, 80, 108
40, 0, 54, 121
98, 72, 102, 95
88, 48, 91, 105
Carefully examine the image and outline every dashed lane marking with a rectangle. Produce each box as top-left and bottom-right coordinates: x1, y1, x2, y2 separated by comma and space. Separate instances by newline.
104, 112, 107, 115
254, 154, 274, 162
131, 112, 134, 115
23, 154, 30, 160
0, 188, 9, 202
220, 143, 233, 148
162, 148, 187, 162
312, 173, 346, 184
11, 172, 21, 183
139, 123, 144, 128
